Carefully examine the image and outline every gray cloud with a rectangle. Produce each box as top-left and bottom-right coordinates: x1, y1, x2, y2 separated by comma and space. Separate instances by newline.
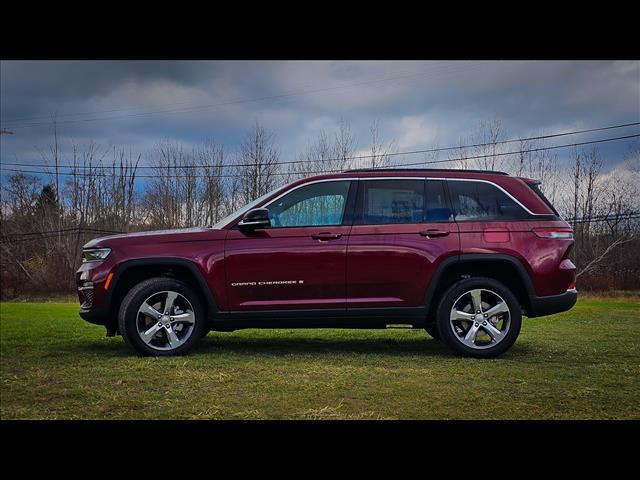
1, 60, 638, 175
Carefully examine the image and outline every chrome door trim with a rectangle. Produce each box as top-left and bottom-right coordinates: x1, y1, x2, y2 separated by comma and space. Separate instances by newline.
227, 174, 549, 228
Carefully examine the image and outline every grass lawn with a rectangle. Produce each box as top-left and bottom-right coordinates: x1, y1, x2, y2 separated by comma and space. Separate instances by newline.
1, 297, 638, 419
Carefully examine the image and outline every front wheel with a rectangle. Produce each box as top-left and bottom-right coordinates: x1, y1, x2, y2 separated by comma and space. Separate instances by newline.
425, 322, 441, 340
436, 277, 521, 358
118, 277, 207, 356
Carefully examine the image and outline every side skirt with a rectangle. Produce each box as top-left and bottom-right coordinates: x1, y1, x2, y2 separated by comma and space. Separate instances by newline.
209, 306, 428, 331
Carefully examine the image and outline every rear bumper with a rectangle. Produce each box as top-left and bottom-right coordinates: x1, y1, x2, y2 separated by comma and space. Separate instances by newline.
526, 289, 577, 318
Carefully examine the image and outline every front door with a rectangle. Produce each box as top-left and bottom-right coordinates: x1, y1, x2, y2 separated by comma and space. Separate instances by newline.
225, 179, 355, 311
346, 178, 460, 309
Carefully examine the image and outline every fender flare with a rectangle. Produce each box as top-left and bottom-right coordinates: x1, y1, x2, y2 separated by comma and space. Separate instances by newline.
105, 257, 219, 319
423, 253, 536, 310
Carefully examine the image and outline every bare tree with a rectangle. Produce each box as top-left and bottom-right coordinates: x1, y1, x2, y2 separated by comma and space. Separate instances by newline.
287, 129, 333, 181
366, 120, 394, 169
2, 120, 639, 298
330, 118, 357, 171
450, 119, 506, 171
469, 118, 507, 171
197, 140, 227, 225
576, 236, 635, 279
287, 118, 359, 180
142, 142, 173, 229
450, 137, 470, 170
514, 137, 560, 204
235, 122, 281, 205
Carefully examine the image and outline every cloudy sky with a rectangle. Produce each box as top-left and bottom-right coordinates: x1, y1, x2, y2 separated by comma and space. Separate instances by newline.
1, 60, 638, 182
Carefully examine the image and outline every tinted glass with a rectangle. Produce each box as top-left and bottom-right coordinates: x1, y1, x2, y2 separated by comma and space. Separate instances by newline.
448, 180, 528, 221
355, 179, 425, 225
425, 180, 452, 222
267, 180, 351, 227
528, 182, 559, 216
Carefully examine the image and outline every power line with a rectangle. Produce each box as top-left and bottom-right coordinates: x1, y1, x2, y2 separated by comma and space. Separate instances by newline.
569, 214, 640, 224
0, 228, 125, 244
566, 212, 640, 222
2, 132, 638, 179
381, 133, 640, 168
1, 227, 123, 238
3, 121, 638, 171
4, 213, 639, 244
1, 62, 486, 129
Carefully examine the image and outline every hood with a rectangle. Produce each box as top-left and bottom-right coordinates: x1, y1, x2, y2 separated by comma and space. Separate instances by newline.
83, 226, 227, 249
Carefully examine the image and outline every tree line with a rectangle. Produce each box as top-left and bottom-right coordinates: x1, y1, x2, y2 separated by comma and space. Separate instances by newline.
1, 118, 638, 298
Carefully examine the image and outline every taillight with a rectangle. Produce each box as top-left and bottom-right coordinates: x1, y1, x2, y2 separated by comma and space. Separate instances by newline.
532, 228, 574, 239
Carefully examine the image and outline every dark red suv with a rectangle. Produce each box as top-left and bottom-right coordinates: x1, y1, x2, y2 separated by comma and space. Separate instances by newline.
77, 168, 577, 357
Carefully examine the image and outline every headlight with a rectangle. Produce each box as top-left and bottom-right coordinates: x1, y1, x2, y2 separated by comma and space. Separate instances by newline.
82, 248, 111, 263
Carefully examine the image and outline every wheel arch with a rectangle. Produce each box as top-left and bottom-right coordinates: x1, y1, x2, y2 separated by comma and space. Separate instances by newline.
105, 258, 218, 334
425, 254, 535, 319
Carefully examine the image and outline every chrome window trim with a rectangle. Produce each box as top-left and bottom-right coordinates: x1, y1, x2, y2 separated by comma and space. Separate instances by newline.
262, 177, 427, 224
354, 176, 544, 217
428, 177, 544, 216
262, 178, 355, 209
258, 178, 353, 229
263, 177, 427, 209
221, 174, 549, 228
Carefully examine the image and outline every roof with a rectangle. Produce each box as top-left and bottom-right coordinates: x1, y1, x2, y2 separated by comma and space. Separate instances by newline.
344, 168, 509, 175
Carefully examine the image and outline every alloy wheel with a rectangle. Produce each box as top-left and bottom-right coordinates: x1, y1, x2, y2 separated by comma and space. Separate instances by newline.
449, 288, 511, 350
136, 290, 196, 351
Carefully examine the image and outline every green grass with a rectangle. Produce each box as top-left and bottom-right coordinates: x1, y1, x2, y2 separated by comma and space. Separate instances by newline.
1, 298, 639, 419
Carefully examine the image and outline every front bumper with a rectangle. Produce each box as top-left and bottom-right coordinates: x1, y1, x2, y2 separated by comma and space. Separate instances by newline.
77, 258, 116, 334
526, 288, 578, 318
80, 304, 118, 336
79, 305, 109, 325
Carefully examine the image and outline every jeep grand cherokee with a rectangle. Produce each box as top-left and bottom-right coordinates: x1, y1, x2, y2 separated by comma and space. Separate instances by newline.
77, 168, 577, 357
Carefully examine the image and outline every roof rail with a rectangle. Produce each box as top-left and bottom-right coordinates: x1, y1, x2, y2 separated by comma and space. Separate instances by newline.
344, 168, 509, 175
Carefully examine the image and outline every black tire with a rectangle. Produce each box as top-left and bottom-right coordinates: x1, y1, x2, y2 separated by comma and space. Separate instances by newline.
436, 277, 521, 358
424, 322, 441, 340
118, 277, 207, 356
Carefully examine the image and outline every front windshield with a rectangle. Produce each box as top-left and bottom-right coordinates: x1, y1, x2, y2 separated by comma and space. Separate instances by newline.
211, 182, 292, 229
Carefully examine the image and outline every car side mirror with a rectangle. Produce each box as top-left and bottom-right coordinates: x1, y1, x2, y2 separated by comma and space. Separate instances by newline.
238, 208, 271, 231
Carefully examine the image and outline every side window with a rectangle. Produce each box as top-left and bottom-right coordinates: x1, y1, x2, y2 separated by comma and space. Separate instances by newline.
355, 179, 425, 225
447, 180, 528, 221
425, 180, 452, 222
267, 180, 351, 227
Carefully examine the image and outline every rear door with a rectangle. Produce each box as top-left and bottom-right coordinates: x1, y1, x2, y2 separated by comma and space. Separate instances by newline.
346, 178, 459, 309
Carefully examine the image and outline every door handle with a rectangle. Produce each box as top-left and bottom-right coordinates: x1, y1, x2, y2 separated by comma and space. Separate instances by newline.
311, 232, 342, 241
419, 229, 449, 238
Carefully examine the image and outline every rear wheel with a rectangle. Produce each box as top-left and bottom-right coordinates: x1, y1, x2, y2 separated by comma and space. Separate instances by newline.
436, 277, 521, 358
118, 277, 207, 356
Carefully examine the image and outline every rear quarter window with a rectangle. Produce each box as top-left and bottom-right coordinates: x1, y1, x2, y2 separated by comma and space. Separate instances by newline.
447, 180, 530, 221
527, 182, 559, 216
